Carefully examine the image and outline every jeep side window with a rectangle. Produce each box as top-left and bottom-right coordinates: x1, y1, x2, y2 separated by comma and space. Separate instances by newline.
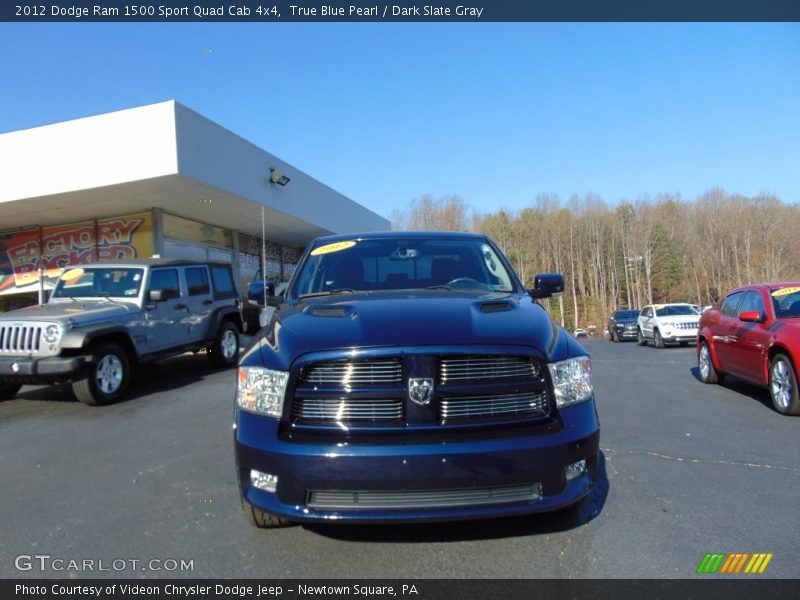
186, 267, 210, 296
148, 269, 180, 301
210, 265, 237, 300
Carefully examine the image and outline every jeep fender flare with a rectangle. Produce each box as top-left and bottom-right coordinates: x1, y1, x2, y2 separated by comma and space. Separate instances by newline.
206, 306, 243, 340
60, 326, 140, 363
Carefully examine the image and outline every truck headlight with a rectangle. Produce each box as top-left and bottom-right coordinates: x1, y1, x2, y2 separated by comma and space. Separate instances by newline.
43, 324, 61, 343
236, 367, 289, 417
548, 356, 593, 408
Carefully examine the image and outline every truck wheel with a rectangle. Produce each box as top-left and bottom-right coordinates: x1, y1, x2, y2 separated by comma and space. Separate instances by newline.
242, 498, 292, 528
769, 354, 800, 416
0, 384, 22, 401
72, 342, 130, 406
209, 322, 240, 367
654, 329, 665, 349
637, 328, 647, 346
698, 341, 724, 384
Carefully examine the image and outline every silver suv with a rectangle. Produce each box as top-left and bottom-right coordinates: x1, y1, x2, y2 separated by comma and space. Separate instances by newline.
0, 259, 243, 405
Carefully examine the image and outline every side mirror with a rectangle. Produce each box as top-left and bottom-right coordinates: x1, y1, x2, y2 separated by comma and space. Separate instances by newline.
739, 310, 766, 323
529, 273, 565, 299
148, 289, 163, 302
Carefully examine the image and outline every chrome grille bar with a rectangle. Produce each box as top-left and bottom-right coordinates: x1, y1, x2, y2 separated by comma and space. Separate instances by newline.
301, 359, 402, 385
440, 391, 548, 420
308, 483, 542, 509
439, 356, 538, 383
0, 325, 42, 354
293, 398, 403, 422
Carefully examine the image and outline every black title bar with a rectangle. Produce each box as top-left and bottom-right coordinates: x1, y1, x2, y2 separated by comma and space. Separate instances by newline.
3, 1, 800, 22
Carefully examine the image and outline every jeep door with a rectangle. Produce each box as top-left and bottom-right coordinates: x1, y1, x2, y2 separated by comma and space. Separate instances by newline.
144, 268, 190, 351
639, 306, 654, 338
183, 266, 214, 343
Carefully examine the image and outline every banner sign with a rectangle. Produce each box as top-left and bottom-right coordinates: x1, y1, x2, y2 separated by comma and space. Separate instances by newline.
3, 1, 800, 22
0, 212, 153, 296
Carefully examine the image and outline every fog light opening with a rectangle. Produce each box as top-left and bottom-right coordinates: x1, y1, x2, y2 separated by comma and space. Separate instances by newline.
250, 469, 278, 493
565, 460, 586, 481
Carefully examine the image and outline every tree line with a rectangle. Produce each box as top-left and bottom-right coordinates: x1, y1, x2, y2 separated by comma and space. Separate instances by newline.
391, 190, 800, 330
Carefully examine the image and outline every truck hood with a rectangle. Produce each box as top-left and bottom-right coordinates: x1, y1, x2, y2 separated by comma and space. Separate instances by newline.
0, 301, 138, 327
246, 291, 584, 370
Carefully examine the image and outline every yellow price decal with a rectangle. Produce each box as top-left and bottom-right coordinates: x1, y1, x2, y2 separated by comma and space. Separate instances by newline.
771, 286, 800, 297
310, 240, 357, 256
61, 268, 85, 281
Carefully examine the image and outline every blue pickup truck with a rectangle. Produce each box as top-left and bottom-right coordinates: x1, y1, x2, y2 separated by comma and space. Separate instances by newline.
233, 231, 599, 526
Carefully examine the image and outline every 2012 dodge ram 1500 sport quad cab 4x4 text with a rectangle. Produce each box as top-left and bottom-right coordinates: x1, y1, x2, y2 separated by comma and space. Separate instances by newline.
233, 232, 599, 526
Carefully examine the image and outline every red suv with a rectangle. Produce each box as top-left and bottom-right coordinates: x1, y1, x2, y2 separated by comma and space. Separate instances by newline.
697, 283, 800, 415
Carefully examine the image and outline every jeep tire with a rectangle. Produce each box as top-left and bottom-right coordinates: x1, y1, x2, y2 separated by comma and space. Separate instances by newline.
0, 383, 22, 401
654, 329, 665, 349
72, 342, 130, 406
208, 322, 240, 368
637, 328, 647, 346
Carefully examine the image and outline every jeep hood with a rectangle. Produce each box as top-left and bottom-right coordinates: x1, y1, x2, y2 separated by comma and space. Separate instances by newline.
248, 291, 583, 369
0, 301, 138, 326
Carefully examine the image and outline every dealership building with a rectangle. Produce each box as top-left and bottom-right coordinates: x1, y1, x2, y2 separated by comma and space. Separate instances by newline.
0, 100, 389, 311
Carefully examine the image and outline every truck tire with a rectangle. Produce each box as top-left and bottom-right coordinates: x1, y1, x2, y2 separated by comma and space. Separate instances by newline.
242, 498, 292, 528
0, 383, 22, 401
208, 322, 240, 368
72, 342, 130, 406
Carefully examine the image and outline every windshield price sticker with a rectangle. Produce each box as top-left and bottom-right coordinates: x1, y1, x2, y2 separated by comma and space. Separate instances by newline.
771, 286, 800, 297
311, 240, 357, 256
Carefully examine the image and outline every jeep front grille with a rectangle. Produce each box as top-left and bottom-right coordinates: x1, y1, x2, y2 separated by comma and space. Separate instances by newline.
439, 356, 538, 383
675, 322, 699, 330
300, 359, 402, 385
0, 324, 42, 354
440, 391, 549, 421
292, 398, 403, 422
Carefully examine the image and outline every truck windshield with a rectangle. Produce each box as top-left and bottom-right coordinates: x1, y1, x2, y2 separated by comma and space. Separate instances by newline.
51, 267, 144, 299
292, 237, 518, 298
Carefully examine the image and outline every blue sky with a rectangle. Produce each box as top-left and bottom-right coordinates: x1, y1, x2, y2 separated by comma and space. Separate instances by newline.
2, 23, 798, 219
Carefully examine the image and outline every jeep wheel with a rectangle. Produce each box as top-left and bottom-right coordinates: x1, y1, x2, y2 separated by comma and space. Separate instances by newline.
698, 341, 724, 384
769, 354, 800, 416
609, 330, 617, 343
0, 383, 22, 401
654, 329, 665, 349
242, 498, 292, 528
637, 328, 647, 346
209, 322, 240, 368
72, 343, 130, 406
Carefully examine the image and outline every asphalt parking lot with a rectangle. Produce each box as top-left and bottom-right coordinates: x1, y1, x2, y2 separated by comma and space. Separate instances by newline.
1, 338, 798, 579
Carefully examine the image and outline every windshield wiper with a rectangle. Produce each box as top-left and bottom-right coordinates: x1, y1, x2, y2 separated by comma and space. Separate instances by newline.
299, 288, 359, 299
425, 285, 453, 291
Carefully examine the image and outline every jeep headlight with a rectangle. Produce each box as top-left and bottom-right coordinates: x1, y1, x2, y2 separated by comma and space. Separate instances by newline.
548, 356, 593, 408
236, 367, 289, 417
43, 324, 61, 343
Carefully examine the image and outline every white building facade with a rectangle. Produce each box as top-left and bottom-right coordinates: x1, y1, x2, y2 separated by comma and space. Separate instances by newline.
0, 101, 389, 310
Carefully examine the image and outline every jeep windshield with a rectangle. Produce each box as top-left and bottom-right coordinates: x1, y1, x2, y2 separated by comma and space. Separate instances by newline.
51, 267, 144, 299
654, 305, 697, 317
292, 236, 519, 298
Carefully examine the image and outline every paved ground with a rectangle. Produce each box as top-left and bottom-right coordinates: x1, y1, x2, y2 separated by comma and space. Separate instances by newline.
1, 338, 798, 579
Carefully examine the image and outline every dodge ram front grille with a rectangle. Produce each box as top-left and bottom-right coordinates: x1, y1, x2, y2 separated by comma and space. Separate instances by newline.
440, 391, 549, 420
292, 398, 403, 422
300, 359, 402, 385
307, 483, 542, 509
0, 325, 42, 354
439, 356, 539, 383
